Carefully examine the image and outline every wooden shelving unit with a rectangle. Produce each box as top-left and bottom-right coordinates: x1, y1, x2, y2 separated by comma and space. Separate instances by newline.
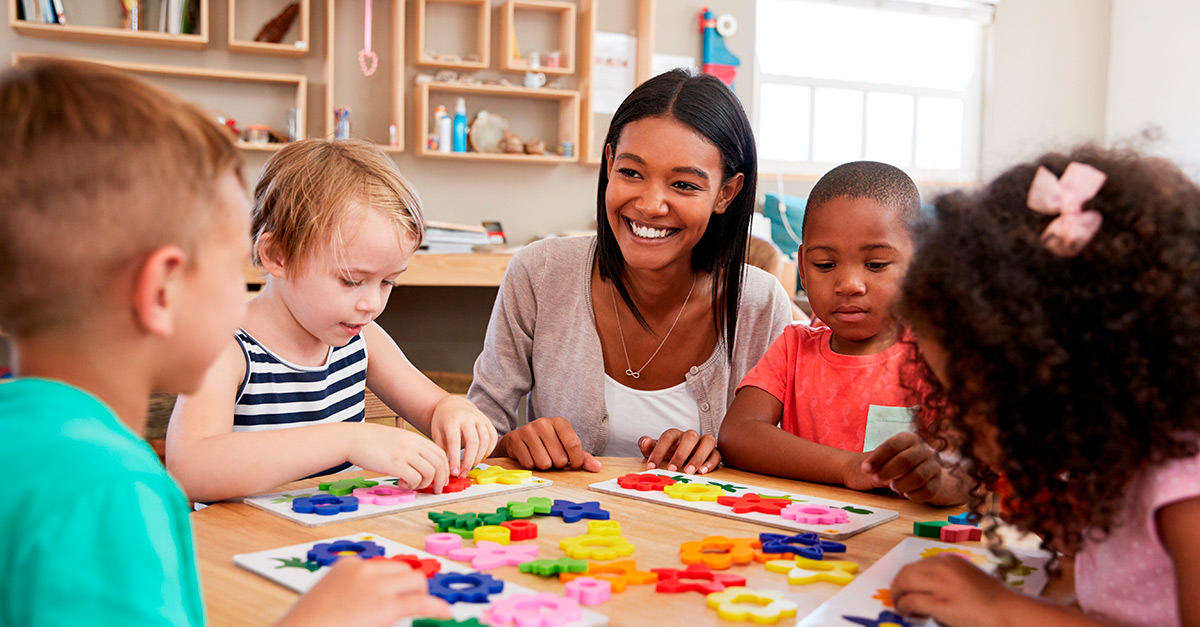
413, 81, 580, 164
228, 0, 310, 57
413, 0, 490, 71
8, 0, 209, 49
324, 0, 405, 152
580, 0, 655, 164
499, 0, 576, 76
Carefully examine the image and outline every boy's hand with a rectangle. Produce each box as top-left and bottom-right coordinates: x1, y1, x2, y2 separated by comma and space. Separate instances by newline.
280, 558, 451, 627
890, 553, 1014, 626
639, 429, 720, 475
430, 396, 500, 477
350, 424, 450, 492
859, 432, 952, 504
499, 416, 602, 472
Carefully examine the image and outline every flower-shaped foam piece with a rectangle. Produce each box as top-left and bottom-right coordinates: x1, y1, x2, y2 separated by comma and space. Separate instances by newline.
306, 540, 385, 566
369, 554, 441, 577
352, 485, 416, 505
940, 524, 983, 542
764, 557, 858, 585
587, 520, 622, 536
663, 482, 724, 502
447, 540, 539, 570
651, 564, 746, 594
715, 493, 793, 515
474, 525, 512, 545
843, 610, 913, 627
427, 572, 505, 603
317, 477, 378, 496
559, 533, 635, 560
519, 557, 588, 577
781, 503, 850, 525
468, 465, 533, 485
486, 592, 582, 627
549, 500, 610, 523
564, 577, 612, 606
616, 472, 676, 491
706, 587, 799, 623
679, 536, 757, 570
559, 560, 658, 592
424, 532, 462, 555
292, 494, 359, 516
417, 475, 472, 494
502, 519, 538, 541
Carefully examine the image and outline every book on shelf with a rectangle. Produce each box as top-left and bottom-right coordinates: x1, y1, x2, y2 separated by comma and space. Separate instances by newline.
424, 220, 492, 247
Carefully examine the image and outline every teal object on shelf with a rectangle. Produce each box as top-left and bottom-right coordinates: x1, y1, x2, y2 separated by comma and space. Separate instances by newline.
762, 192, 807, 259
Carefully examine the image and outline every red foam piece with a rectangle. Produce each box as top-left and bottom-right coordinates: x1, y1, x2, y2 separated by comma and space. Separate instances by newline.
940, 524, 982, 542
651, 564, 746, 594
418, 476, 472, 494
369, 554, 442, 577
716, 493, 793, 515
616, 473, 676, 491
501, 519, 539, 541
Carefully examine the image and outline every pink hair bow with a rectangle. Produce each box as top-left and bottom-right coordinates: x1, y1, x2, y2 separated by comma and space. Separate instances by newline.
1026, 162, 1107, 257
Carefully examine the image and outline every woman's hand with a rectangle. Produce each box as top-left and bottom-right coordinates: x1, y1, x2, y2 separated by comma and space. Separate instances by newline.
499, 416, 603, 472
638, 429, 720, 474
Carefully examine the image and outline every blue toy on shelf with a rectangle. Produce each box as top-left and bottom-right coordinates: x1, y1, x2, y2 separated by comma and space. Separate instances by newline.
699, 7, 740, 87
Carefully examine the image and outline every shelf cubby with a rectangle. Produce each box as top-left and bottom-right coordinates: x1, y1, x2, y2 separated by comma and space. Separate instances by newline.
500, 0, 576, 76
413, 0, 490, 71
8, 0, 209, 50
228, 0, 311, 57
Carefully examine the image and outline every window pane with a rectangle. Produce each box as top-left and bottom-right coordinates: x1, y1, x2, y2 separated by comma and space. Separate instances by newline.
915, 97, 964, 170
758, 84, 811, 161
865, 92, 914, 167
812, 88, 863, 164
757, 0, 979, 90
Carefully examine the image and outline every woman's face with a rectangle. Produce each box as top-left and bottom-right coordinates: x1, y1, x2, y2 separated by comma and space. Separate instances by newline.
604, 115, 744, 273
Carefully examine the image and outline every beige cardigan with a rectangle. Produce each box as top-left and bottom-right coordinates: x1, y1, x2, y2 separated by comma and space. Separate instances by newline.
468, 235, 793, 455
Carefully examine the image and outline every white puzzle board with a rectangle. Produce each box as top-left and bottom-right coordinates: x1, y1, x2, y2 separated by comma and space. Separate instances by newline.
244, 463, 552, 527
589, 469, 897, 539
796, 537, 1053, 627
234, 532, 609, 627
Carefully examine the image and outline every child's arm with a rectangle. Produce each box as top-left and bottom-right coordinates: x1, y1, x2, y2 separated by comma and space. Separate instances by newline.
278, 558, 451, 627
167, 340, 449, 502
361, 322, 498, 476
1160, 496, 1200, 625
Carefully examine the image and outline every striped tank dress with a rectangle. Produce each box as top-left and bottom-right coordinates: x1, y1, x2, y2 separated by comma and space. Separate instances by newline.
233, 329, 367, 477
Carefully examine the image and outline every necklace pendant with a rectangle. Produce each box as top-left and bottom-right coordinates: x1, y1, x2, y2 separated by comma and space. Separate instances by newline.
626, 369, 639, 379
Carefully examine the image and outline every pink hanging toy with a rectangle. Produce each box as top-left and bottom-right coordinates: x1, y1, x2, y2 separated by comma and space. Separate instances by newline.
358, 0, 378, 76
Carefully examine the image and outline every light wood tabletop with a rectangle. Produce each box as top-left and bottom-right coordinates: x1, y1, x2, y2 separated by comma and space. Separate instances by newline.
192, 457, 1075, 625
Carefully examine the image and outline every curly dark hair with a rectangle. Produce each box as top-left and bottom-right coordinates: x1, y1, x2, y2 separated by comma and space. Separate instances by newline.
899, 145, 1200, 554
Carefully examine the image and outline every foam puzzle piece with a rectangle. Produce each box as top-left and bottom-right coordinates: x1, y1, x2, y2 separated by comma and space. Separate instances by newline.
679, 536, 757, 569
758, 532, 847, 560
424, 532, 463, 555
292, 494, 358, 516
706, 587, 799, 623
352, 485, 416, 505
413, 619, 487, 627
427, 572, 505, 603
948, 512, 980, 526
474, 525, 512, 545
416, 475, 472, 494
306, 539, 384, 566
428, 511, 485, 533
940, 524, 983, 543
549, 500, 610, 523
520, 557, 589, 577
716, 493, 793, 515
842, 610, 913, 627
663, 482, 725, 502
765, 557, 859, 585
447, 540, 539, 570
559, 534, 635, 560
616, 473, 677, 491
782, 503, 850, 525
502, 519, 539, 541
565, 577, 612, 606
587, 520, 622, 537
317, 477, 378, 496
560, 560, 658, 592
651, 564, 746, 594
509, 497, 554, 516
913, 521, 950, 538
469, 465, 533, 485
369, 554, 441, 577
486, 592, 582, 627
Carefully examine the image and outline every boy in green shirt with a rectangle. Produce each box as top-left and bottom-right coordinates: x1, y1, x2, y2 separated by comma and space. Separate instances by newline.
0, 59, 450, 626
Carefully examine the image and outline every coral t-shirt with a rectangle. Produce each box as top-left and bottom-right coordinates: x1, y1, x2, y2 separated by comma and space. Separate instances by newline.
737, 324, 920, 452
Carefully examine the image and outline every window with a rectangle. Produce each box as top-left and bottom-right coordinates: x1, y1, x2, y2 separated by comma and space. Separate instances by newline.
754, 0, 994, 182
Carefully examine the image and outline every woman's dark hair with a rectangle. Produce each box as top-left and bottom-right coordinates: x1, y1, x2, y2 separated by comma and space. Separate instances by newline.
898, 145, 1200, 555
596, 68, 757, 359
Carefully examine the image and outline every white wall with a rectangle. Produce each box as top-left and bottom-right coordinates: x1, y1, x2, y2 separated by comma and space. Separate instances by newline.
1107, 0, 1200, 179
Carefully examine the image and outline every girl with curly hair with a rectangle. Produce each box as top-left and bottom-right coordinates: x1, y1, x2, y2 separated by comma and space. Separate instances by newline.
888, 146, 1200, 626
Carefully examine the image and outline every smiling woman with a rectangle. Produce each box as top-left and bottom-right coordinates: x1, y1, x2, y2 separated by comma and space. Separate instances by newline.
469, 69, 793, 475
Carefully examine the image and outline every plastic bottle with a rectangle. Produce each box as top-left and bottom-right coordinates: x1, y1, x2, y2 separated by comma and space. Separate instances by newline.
434, 105, 450, 153
452, 98, 467, 153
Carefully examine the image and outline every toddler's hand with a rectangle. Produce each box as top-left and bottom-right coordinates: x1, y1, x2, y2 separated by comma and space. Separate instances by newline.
430, 396, 500, 477
890, 553, 1014, 626
500, 416, 602, 472
279, 558, 451, 627
639, 429, 720, 475
860, 432, 947, 503
350, 423, 450, 492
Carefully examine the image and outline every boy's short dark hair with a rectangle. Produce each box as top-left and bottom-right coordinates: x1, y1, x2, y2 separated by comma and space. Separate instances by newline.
802, 161, 921, 239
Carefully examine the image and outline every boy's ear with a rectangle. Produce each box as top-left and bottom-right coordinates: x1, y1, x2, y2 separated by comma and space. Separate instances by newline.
713, 173, 745, 215
256, 232, 287, 278
133, 245, 187, 337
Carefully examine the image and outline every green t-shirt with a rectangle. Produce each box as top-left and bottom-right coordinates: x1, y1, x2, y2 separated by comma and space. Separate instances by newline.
0, 378, 204, 626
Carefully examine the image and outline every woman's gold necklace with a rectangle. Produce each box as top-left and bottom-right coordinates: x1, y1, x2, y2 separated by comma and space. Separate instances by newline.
609, 274, 697, 379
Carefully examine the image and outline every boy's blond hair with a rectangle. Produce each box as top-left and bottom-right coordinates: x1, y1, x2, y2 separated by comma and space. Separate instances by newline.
251, 139, 424, 273
0, 58, 244, 338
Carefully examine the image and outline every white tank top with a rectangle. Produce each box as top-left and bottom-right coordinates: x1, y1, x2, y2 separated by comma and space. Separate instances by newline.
601, 374, 701, 457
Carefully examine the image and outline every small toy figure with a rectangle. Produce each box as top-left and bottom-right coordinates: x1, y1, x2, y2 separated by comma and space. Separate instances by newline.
699, 8, 740, 87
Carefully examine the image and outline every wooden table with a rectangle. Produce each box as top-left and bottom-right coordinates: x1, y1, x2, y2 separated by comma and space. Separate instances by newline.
193, 458, 1074, 625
